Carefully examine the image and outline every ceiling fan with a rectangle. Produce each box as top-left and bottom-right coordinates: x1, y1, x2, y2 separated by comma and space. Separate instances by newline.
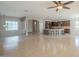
48, 1, 74, 12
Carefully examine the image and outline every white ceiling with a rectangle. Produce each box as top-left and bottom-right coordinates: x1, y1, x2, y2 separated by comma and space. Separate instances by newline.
0, 1, 79, 20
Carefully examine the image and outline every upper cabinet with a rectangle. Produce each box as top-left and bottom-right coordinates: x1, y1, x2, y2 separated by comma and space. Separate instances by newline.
61, 20, 70, 26
45, 20, 70, 29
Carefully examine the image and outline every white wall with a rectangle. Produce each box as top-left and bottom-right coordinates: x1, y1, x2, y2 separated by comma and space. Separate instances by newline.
73, 18, 79, 36
39, 20, 44, 34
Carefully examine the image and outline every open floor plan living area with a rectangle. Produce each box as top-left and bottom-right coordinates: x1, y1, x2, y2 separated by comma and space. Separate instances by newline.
0, 1, 79, 57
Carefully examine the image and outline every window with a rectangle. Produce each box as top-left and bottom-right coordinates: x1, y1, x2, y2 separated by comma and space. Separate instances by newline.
5, 21, 18, 31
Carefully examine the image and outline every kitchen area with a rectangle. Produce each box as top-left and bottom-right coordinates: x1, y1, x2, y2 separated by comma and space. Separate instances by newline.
43, 20, 70, 35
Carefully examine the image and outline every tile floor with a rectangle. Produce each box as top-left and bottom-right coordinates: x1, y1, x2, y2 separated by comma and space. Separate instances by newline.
0, 34, 79, 57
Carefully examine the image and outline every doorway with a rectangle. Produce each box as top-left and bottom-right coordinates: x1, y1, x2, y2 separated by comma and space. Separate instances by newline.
32, 20, 39, 34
